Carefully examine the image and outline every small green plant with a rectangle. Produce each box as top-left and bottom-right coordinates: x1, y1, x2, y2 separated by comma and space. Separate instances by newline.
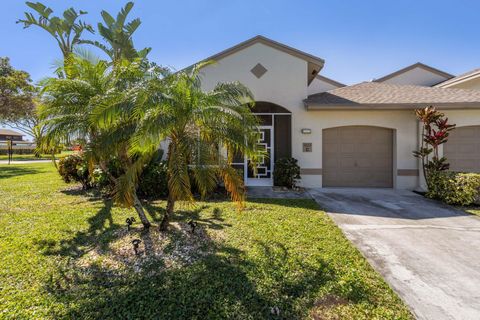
273, 157, 301, 188
57, 154, 90, 189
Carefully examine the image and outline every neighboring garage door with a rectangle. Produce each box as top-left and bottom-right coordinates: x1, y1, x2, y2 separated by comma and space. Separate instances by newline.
444, 125, 480, 172
323, 126, 393, 187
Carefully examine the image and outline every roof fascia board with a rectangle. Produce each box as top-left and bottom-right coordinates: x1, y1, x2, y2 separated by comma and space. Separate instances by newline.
374, 63, 453, 83
314, 75, 346, 87
436, 71, 480, 88
202, 35, 325, 67
305, 102, 480, 110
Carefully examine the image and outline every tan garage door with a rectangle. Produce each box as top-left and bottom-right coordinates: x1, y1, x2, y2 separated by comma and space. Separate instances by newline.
323, 126, 393, 187
444, 125, 480, 172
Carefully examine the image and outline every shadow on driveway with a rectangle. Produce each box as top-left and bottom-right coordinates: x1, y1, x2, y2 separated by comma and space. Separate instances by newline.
308, 188, 471, 220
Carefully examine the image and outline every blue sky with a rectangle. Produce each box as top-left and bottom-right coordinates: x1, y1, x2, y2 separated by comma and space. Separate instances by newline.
1, 0, 479, 85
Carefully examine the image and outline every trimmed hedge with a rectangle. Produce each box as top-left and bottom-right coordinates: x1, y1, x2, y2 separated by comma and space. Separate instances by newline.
427, 171, 480, 206
0, 148, 35, 155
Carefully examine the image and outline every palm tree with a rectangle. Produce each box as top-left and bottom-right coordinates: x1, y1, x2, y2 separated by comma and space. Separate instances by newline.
130, 63, 263, 231
80, 2, 150, 63
40, 55, 157, 229
17, 2, 93, 64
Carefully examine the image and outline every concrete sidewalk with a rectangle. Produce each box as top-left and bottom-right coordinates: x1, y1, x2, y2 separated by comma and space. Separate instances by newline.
0, 160, 52, 164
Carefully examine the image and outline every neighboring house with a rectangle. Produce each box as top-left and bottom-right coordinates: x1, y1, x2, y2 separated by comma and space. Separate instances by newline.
433, 69, 480, 173
197, 35, 480, 189
0, 129, 24, 142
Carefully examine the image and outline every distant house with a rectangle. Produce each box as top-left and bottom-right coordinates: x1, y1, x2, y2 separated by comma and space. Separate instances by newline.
0, 129, 24, 141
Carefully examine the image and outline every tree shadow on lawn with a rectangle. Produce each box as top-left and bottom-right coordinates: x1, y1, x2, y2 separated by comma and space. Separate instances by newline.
35, 200, 377, 319
0, 165, 43, 180
32, 196, 383, 319
35, 199, 117, 257
42, 231, 341, 319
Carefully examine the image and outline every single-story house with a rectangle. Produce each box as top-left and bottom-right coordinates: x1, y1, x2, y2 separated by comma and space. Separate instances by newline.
0, 128, 24, 142
196, 35, 480, 189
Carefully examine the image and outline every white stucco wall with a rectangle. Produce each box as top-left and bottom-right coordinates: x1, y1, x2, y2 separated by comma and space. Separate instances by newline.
380, 67, 449, 86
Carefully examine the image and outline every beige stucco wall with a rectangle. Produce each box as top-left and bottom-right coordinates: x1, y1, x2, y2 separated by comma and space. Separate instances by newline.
381, 67, 449, 86
199, 43, 422, 189
200, 42, 307, 112
294, 110, 419, 189
197, 42, 480, 190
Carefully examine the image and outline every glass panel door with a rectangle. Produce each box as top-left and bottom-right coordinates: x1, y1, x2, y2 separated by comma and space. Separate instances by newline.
246, 126, 273, 186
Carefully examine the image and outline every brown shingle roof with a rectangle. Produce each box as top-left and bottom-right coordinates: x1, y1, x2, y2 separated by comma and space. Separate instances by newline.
0, 128, 24, 136
305, 82, 480, 110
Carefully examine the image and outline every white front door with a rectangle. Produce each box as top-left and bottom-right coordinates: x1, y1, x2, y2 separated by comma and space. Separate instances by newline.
245, 126, 274, 186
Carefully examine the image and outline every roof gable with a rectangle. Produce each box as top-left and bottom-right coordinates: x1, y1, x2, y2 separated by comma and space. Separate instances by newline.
374, 62, 453, 86
198, 35, 325, 84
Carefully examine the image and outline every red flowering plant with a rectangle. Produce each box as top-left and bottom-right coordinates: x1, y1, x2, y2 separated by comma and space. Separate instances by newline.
413, 106, 456, 188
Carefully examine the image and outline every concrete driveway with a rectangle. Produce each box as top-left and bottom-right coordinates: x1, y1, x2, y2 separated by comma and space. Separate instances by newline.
309, 188, 480, 320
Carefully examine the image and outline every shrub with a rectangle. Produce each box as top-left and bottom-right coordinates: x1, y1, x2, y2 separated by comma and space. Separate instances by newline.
0, 148, 35, 155
138, 160, 169, 199
427, 171, 480, 206
273, 157, 301, 188
58, 154, 91, 189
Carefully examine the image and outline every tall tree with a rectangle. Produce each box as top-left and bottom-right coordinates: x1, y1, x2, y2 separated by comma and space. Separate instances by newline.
80, 2, 150, 63
17, 2, 93, 66
0, 57, 38, 136
40, 56, 161, 229
130, 63, 262, 231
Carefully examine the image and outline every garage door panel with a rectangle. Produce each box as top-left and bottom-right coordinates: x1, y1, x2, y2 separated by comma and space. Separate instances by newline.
323, 126, 393, 188
444, 126, 480, 173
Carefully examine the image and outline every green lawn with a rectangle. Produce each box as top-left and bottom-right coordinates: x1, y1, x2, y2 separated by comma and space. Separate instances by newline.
0, 150, 74, 161
0, 163, 412, 319
463, 208, 480, 217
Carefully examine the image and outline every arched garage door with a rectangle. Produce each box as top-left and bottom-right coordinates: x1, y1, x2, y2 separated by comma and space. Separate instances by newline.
323, 126, 394, 187
444, 125, 480, 172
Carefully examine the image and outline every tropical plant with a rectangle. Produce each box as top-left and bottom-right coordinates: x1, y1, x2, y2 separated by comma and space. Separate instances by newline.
39, 55, 109, 145
80, 2, 150, 63
17, 2, 93, 65
58, 154, 90, 189
273, 157, 301, 188
129, 63, 262, 230
40, 56, 159, 229
413, 106, 456, 189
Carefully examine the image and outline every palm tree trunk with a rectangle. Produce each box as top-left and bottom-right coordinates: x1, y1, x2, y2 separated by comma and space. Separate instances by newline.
133, 193, 151, 229
160, 194, 174, 231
